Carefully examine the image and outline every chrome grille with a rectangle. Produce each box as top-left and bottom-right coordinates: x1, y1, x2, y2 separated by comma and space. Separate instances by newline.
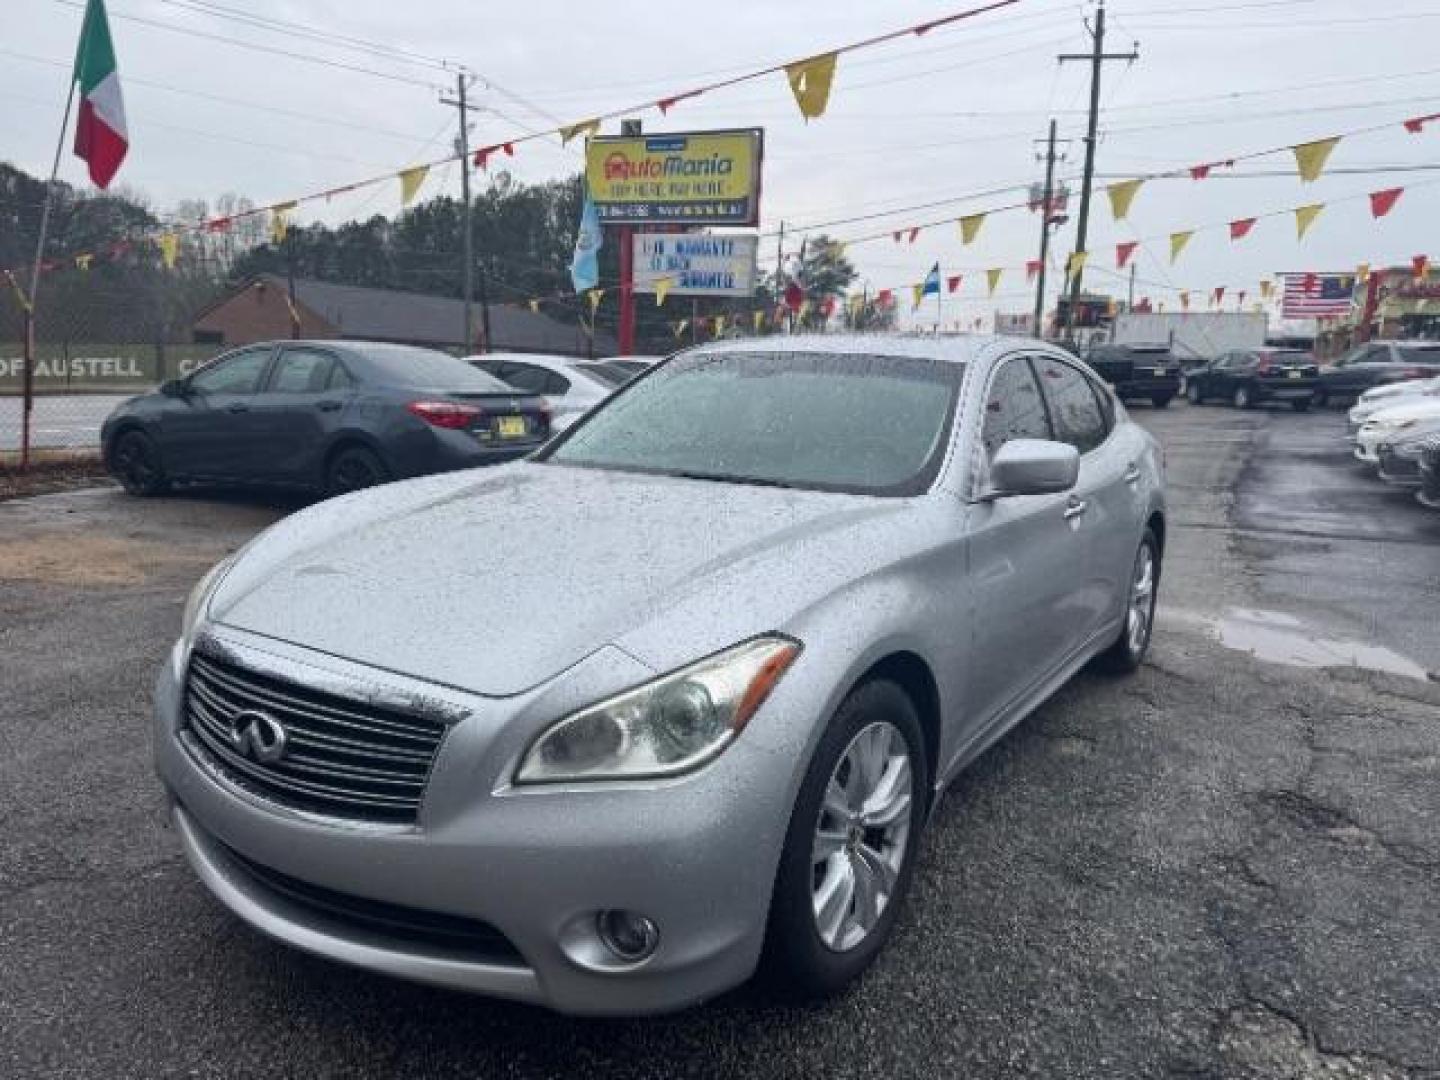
183, 651, 448, 824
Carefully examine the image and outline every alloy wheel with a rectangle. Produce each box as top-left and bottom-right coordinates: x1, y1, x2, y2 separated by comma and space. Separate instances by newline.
116, 435, 157, 493
1127, 542, 1157, 656
810, 721, 913, 952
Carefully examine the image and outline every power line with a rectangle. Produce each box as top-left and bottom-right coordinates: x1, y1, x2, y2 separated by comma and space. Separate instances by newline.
50, 0, 444, 90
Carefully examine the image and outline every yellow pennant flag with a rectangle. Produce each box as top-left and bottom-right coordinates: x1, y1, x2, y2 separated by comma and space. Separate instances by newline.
785, 52, 838, 121
986, 268, 1003, 296
1067, 251, 1088, 277
1355, 263, 1370, 284
399, 165, 429, 207
561, 118, 601, 145
960, 214, 985, 245
753, 309, 765, 331
714, 314, 727, 334
1292, 136, 1340, 183
1180, 291, 1191, 311
1251, 302, 1264, 313
1170, 230, 1194, 263
655, 276, 672, 307
849, 293, 864, 317
673, 319, 689, 340
75, 253, 93, 271
587, 288, 604, 312
158, 233, 179, 269
1294, 203, 1324, 240
528, 299, 540, 314
1106, 179, 1143, 221
911, 284, 925, 310
1260, 279, 1274, 299
797, 300, 810, 320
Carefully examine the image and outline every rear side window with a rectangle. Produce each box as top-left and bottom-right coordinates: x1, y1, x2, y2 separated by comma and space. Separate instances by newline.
1398, 345, 1440, 363
269, 348, 334, 393
981, 357, 1052, 458
1032, 355, 1108, 454
326, 361, 356, 391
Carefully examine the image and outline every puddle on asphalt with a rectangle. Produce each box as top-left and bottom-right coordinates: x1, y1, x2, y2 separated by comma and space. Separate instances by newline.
1164, 606, 1433, 682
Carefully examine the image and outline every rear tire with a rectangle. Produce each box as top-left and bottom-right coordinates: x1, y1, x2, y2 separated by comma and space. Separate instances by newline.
1291, 398, 1311, 413
762, 680, 928, 1000
1314, 388, 1329, 408
110, 431, 170, 496
324, 446, 389, 497
1233, 385, 1253, 410
1093, 527, 1160, 675
1151, 394, 1173, 409
1186, 382, 1203, 406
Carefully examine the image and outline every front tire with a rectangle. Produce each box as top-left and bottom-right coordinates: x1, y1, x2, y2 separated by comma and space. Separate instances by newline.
1151, 394, 1173, 409
1187, 382, 1203, 405
1093, 527, 1160, 674
1314, 388, 1329, 408
1291, 398, 1311, 413
762, 680, 928, 999
111, 431, 170, 496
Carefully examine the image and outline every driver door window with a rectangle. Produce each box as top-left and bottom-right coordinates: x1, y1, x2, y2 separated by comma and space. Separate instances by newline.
189, 347, 271, 395
980, 357, 1052, 459
1031, 355, 1107, 454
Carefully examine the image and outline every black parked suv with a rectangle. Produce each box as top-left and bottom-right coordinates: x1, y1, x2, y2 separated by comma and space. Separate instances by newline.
1084, 343, 1182, 407
1186, 348, 1320, 411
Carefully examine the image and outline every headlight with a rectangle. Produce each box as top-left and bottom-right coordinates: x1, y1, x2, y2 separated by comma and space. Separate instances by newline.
515, 636, 801, 784
180, 557, 233, 648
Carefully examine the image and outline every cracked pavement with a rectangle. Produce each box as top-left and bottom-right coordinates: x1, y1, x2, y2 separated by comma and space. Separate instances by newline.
1, 403, 1437, 1078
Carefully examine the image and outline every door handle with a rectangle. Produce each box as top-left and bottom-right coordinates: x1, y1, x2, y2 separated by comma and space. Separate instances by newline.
1063, 498, 1088, 521
1123, 464, 1142, 484
315, 399, 343, 412
225, 402, 249, 413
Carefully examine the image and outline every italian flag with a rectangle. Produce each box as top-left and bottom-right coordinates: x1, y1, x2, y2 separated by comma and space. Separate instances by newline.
72, 0, 128, 189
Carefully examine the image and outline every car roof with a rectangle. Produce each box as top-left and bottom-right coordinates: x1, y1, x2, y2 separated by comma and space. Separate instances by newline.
684, 333, 1007, 366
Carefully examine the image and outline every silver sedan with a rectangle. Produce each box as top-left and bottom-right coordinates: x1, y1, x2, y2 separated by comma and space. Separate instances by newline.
154, 334, 1165, 1015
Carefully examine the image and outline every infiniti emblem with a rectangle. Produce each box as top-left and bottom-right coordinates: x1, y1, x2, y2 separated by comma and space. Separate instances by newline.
227, 709, 288, 764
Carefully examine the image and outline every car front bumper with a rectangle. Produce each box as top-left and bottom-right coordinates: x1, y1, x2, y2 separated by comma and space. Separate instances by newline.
153, 627, 804, 1015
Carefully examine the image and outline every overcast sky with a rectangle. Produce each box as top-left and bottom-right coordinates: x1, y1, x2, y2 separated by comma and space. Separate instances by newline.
5, 0, 1439, 329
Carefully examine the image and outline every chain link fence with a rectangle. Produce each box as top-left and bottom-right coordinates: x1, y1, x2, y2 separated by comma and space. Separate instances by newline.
2, 277, 219, 459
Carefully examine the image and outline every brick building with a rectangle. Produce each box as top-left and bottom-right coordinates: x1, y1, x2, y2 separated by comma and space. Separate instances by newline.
191, 275, 617, 357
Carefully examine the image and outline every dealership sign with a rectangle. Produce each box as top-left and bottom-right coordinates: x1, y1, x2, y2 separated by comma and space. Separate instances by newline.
585, 129, 763, 225
633, 233, 758, 297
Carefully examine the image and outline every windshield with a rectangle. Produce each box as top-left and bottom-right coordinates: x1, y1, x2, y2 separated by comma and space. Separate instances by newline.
544, 350, 963, 496
352, 344, 513, 391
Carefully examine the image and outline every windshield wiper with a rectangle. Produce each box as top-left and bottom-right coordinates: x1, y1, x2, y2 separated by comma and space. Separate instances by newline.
664, 470, 805, 490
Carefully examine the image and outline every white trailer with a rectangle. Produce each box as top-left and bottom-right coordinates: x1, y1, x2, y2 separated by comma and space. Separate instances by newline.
1108, 312, 1267, 361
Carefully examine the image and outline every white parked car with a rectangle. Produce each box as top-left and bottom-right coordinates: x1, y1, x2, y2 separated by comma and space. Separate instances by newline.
467, 353, 656, 430
1354, 397, 1440, 464
1348, 376, 1440, 439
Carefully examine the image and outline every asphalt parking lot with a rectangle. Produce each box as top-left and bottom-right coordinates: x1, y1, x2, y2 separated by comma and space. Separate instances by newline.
2, 402, 1437, 1079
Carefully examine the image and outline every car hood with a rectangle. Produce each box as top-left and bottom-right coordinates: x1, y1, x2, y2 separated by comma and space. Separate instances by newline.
209, 463, 906, 697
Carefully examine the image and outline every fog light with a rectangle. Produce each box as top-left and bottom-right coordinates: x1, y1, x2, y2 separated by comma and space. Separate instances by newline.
595, 909, 659, 962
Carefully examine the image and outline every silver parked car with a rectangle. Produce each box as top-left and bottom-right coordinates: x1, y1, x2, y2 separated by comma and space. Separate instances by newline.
155, 335, 1165, 1015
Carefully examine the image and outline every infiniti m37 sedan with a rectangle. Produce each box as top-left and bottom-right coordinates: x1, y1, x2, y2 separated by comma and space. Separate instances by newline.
154, 335, 1166, 1015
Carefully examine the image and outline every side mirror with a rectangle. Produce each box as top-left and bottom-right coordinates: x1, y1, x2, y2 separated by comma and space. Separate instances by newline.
986, 439, 1080, 498
159, 379, 188, 397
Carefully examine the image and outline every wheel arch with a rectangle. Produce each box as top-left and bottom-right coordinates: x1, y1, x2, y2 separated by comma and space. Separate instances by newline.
320, 431, 392, 483
849, 650, 942, 803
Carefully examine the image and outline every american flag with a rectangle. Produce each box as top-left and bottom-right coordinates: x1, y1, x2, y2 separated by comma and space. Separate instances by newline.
1280, 272, 1356, 319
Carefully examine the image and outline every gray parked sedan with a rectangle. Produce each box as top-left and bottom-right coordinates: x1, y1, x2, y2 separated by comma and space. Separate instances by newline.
154, 335, 1166, 1015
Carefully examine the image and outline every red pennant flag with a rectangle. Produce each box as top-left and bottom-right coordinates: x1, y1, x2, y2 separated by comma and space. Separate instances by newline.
892, 231, 903, 244
474, 146, 496, 169
1403, 113, 1440, 134
820, 296, 837, 318
876, 289, 894, 307
1116, 241, 1138, 268
1213, 286, 1225, 306
1369, 187, 1403, 218
658, 97, 678, 114
947, 274, 963, 293
1238, 291, 1247, 306
503, 142, 514, 157
1413, 255, 1430, 280
1229, 218, 1256, 240
907, 227, 920, 244
1024, 260, 1041, 282
1189, 164, 1211, 180
784, 281, 805, 312
206, 217, 232, 233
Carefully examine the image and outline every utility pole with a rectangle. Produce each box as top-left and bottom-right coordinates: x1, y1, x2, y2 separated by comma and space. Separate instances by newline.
1128, 262, 1136, 309
1033, 118, 1060, 337
775, 220, 786, 332
441, 71, 479, 351
1059, 0, 1138, 340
